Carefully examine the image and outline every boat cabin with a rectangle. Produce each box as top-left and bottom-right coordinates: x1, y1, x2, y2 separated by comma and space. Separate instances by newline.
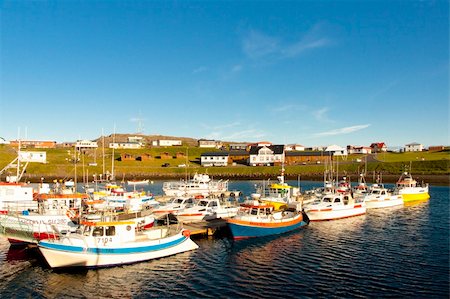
80, 221, 136, 244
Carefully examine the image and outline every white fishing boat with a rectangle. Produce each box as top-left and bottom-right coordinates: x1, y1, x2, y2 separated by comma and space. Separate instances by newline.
127, 179, 149, 186
152, 197, 196, 215
38, 220, 198, 268
162, 173, 228, 197
176, 197, 239, 223
363, 184, 403, 209
303, 193, 366, 221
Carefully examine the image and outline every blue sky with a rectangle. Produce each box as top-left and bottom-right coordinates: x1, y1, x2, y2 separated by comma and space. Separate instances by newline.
1, 1, 448, 148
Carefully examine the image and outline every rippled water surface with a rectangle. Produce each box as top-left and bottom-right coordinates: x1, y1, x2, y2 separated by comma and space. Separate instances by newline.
0, 181, 448, 298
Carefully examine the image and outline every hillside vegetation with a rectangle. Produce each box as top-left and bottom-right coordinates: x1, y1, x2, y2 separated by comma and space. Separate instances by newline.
0, 145, 448, 184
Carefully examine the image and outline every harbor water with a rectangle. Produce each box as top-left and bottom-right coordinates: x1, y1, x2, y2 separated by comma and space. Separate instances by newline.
0, 181, 448, 298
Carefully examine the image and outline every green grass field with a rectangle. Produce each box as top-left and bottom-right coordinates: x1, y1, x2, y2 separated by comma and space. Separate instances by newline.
0, 145, 448, 182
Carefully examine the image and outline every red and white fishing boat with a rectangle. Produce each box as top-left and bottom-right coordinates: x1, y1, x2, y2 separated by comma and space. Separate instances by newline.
364, 184, 403, 209
303, 193, 366, 221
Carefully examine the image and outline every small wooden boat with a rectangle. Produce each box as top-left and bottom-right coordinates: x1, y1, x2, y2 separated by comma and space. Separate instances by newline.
227, 202, 309, 240
38, 220, 198, 268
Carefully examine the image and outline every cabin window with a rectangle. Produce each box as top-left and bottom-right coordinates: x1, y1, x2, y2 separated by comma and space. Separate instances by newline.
210, 201, 218, 207
105, 226, 115, 236
251, 208, 258, 215
83, 226, 92, 236
323, 197, 332, 203
334, 198, 341, 203
93, 226, 104, 237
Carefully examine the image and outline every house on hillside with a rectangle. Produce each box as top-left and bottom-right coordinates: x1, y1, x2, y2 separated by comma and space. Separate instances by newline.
160, 152, 172, 159
347, 145, 372, 154
10, 140, 57, 149
201, 152, 229, 167
285, 144, 305, 151
120, 153, 135, 161
325, 145, 347, 156
198, 139, 223, 149
404, 142, 424, 152
248, 145, 284, 166
137, 153, 154, 161
285, 151, 332, 165
370, 142, 387, 153
152, 139, 182, 147
229, 143, 249, 151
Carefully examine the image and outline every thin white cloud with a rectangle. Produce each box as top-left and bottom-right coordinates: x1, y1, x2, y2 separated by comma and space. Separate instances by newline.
283, 38, 331, 57
242, 30, 279, 59
272, 104, 304, 113
314, 124, 371, 137
242, 24, 332, 60
312, 107, 331, 122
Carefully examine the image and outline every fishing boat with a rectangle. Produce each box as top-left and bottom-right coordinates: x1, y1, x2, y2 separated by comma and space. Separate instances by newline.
395, 172, 430, 202
227, 202, 309, 240
152, 197, 196, 215
38, 220, 198, 268
257, 168, 301, 210
303, 193, 366, 221
127, 179, 149, 186
363, 184, 403, 209
175, 197, 239, 223
162, 173, 229, 197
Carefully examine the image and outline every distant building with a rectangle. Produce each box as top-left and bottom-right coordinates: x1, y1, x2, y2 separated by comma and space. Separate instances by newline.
347, 145, 372, 154
198, 139, 223, 149
428, 145, 445, 152
10, 140, 57, 149
229, 143, 249, 151
325, 145, 347, 156
200, 152, 229, 167
128, 136, 145, 145
285, 144, 305, 151
248, 145, 284, 166
285, 151, 332, 165
404, 142, 424, 152
76, 140, 98, 149
109, 142, 142, 149
370, 142, 387, 153
152, 140, 182, 147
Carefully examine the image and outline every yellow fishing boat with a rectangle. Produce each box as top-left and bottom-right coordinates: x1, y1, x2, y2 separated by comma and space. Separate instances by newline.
395, 172, 430, 202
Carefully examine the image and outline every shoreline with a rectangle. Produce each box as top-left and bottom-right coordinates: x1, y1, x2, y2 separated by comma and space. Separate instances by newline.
20, 173, 450, 186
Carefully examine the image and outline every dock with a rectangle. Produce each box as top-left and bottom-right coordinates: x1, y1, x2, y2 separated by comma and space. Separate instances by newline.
181, 218, 229, 237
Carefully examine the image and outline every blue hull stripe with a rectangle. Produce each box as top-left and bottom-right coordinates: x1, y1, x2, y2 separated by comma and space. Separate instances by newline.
39, 236, 187, 254
228, 221, 308, 239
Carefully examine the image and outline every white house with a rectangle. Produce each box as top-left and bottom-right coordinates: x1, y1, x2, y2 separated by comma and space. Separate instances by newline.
325, 145, 347, 156
405, 142, 424, 152
347, 145, 372, 154
248, 145, 284, 166
200, 152, 229, 167
152, 140, 182, 147
285, 144, 305, 151
75, 140, 98, 149
109, 142, 142, 149
18, 151, 47, 163
198, 139, 223, 149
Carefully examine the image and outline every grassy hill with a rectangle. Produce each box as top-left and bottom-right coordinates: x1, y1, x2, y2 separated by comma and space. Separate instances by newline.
0, 144, 448, 184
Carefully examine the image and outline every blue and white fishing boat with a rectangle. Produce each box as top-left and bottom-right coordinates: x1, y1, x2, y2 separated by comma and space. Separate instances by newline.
38, 220, 198, 268
226, 202, 309, 240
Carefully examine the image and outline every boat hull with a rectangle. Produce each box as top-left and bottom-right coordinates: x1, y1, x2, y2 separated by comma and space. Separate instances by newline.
365, 198, 403, 209
38, 234, 198, 268
401, 191, 430, 202
306, 205, 366, 221
227, 213, 308, 240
